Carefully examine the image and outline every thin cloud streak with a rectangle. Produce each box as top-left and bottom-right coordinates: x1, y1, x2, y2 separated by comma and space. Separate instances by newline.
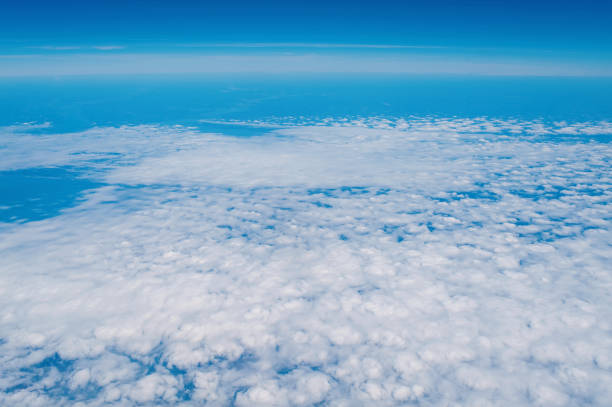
178, 42, 448, 49
32, 45, 82, 50
28, 45, 125, 51
92, 45, 125, 50
0, 53, 610, 77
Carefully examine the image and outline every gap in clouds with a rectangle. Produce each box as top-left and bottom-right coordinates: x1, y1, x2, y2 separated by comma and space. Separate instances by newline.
0, 167, 104, 223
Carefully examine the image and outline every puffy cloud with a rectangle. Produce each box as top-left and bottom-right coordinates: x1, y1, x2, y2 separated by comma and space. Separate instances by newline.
0, 117, 611, 405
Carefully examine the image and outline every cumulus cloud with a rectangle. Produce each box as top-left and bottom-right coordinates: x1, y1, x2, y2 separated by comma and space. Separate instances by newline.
0, 117, 611, 405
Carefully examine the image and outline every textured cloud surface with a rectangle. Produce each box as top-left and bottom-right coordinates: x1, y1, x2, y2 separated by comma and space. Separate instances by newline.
1, 118, 611, 406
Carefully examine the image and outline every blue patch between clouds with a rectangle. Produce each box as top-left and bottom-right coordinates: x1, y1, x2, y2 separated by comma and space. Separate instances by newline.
0, 167, 103, 223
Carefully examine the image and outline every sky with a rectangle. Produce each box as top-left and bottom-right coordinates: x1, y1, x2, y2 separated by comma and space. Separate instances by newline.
2, 1, 612, 405
1, 0, 612, 76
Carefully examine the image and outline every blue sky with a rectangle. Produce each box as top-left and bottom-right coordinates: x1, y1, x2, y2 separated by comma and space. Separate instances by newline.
1, 0, 612, 75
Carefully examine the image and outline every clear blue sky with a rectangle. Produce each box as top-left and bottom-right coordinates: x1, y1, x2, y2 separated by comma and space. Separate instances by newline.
1, 0, 611, 76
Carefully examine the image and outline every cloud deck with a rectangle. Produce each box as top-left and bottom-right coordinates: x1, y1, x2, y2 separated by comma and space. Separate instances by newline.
0, 118, 611, 406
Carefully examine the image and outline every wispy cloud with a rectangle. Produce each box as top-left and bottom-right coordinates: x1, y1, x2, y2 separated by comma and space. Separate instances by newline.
33, 45, 82, 50
29, 45, 125, 51
91, 45, 125, 51
178, 42, 446, 49
0, 53, 610, 77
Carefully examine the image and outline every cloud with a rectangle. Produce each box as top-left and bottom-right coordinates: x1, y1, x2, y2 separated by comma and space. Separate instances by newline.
0, 122, 52, 133
179, 42, 446, 49
0, 53, 610, 76
33, 45, 82, 50
91, 45, 125, 51
0, 117, 611, 405
28, 45, 125, 51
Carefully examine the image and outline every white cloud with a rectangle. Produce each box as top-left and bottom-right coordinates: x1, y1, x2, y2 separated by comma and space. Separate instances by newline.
33, 45, 82, 50
0, 53, 610, 76
91, 45, 125, 51
28, 45, 125, 52
179, 42, 446, 49
0, 117, 611, 405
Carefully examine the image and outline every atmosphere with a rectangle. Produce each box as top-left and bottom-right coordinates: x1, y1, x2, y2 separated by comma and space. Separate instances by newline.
1, 1, 612, 406
1, 0, 612, 76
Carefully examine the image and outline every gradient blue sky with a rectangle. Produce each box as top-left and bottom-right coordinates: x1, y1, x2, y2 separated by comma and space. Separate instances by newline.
1, 0, 612, 76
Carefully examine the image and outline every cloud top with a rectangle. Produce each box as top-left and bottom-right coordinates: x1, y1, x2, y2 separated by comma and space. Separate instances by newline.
0, 117, 611, 405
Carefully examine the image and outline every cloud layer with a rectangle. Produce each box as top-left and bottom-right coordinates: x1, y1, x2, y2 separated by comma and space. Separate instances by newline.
0, 118, 611, 406
1, 53, 611, 77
